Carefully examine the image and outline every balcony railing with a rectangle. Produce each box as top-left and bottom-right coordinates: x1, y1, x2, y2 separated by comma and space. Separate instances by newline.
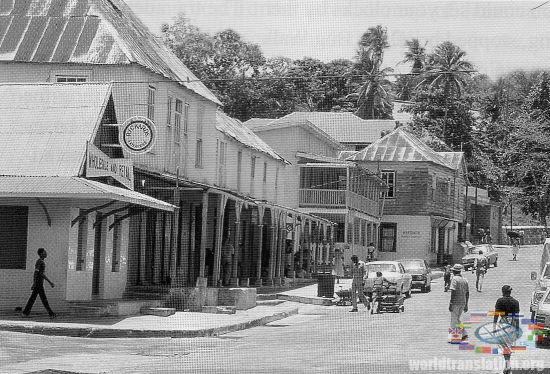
299, 189, 381, 215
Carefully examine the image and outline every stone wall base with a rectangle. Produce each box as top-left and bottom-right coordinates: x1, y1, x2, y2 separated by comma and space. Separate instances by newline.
217, 288, 257, 310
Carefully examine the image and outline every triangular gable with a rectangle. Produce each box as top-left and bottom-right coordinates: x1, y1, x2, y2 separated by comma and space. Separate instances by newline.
347, 127, 454, 170
0, 82, 112, 177
438, 151, 468, 176
0, 0, 220, 105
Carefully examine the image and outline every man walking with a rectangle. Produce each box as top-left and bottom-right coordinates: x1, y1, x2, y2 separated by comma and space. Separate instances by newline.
493, 285, 520, 374
473, 250, 488, 292
349, 255, 370, 312
448, 264, 469, 343
221, 235, 235, 286
22, 248, 56, 318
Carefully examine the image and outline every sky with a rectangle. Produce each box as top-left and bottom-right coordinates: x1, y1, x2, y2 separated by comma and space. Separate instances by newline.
125, 0, 550, 80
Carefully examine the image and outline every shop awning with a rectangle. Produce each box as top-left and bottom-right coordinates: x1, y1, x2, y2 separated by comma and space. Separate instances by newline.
0, 176, 175, 212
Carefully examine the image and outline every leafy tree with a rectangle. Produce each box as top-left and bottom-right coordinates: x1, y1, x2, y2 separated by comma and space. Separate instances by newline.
403, 38, 427, 74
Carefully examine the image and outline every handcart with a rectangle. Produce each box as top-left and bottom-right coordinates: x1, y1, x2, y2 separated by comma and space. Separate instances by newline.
335, 286, 352, 306
370, 283, 405, 314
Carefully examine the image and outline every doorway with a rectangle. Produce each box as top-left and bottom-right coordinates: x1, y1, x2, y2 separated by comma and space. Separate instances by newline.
92, 213, 103, 297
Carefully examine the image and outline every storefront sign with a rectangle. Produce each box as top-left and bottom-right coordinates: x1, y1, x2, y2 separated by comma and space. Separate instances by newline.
86, 143, 134, 190
401, 230, 422, 239
119, 116, 156, 154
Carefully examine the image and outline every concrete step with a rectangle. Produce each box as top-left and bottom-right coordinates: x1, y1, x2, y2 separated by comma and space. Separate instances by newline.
201, 306, 236, 314
256, 299, 286, 306
140, 307, 176, 317
68, 299, 164, 317
256, 293, 279, 301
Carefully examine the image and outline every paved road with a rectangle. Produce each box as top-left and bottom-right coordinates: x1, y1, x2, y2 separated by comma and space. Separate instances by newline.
1, 245, 549, 374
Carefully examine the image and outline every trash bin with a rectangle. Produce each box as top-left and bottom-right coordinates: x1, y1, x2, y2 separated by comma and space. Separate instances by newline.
317, 273, 335, 298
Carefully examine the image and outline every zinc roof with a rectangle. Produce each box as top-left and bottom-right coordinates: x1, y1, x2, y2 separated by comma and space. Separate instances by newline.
347, 127, 455, 170
0, 0, 220, 105
0, 176, 174, 211
0, 82, 111, 177
216, 111, 287, 163
243, 118, 276, 127
273, 112, 397, 144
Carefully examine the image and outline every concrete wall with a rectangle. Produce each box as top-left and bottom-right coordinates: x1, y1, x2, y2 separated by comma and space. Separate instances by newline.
376, 215, 435, 263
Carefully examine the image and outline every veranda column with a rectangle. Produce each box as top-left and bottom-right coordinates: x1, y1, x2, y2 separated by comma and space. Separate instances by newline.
268, 208, 279, 285
255, 205, 266, 286
213, 194, 228, 287
277, 212, 286, 282
312, 222, 319, 274
185, 203, 196, 285
198, 191, 209, 281
298, 218, 304, 272
139, 210, 147, 285
323, 223, 329, 264
305, 220, 312, 275
230, 201, 244, 287
153, 212, 163, 284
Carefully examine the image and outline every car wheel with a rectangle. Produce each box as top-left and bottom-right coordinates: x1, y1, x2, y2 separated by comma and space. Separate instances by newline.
426, 284, 431, 293
494, 259, 498, 267
405, 288, 412, 298
421, 285, 427, 293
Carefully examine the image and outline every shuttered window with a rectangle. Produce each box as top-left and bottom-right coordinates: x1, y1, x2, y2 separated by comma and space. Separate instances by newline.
0, 206, 28, 269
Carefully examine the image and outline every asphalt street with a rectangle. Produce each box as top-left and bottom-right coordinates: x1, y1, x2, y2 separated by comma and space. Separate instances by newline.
1, 245, 549, 374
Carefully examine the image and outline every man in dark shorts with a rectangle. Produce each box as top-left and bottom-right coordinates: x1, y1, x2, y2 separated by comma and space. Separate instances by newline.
493, 285, 520, 374
22, 248, 56, 318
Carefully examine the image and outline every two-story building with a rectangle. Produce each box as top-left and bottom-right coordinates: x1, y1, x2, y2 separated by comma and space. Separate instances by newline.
245, 113, 386, 267
0, 0, 334, 312
347, 127, 468, 265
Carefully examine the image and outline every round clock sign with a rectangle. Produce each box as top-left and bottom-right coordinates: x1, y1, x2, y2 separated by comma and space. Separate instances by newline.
119, 116, 156, 154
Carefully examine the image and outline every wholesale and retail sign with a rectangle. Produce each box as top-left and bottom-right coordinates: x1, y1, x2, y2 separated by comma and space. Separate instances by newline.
86, 142, 134, 190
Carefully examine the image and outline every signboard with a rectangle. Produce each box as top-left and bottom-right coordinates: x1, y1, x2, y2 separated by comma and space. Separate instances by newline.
86, 142, 134, 190
119, 116, 156, 154
286, 223, 294, 232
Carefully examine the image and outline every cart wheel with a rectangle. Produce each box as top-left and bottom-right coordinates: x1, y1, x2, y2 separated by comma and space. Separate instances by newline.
401, 305, 405, 312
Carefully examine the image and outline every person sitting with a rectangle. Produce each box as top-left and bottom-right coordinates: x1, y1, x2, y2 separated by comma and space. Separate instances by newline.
372, 271, 396, 298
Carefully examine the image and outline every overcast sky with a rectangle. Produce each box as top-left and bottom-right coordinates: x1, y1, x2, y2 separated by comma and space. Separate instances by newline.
125, 0, 550, 80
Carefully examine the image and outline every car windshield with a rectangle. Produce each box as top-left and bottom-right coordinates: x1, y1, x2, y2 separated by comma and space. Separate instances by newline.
367, 264, 397, 273
469, 247, 485, 255
544, 292, 550, 304
544, 266, 550, 279
400, 260, 425, 270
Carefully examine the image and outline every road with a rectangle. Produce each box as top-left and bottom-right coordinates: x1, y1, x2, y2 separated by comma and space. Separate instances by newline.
1, 245, 549, 374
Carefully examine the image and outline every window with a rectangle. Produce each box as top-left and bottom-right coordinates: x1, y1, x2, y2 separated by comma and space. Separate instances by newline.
196, 104, 204, 138
379, 223, 397, 252
0, 206, 28, 269
147, 86, 155, 120
195, 139, 203, 168
435, 178, 449, 202
237, 151, 242, 191
183, 102, 190, 134
218, 141, 226, 186
76, 212, 88, 271
275, 167, 279, 189
56, 76, 87, 83
263, 162, 267, 183
167, 96, 173, 126
251, 156, 256, 179
174, 99, 182, 140
380, 171, 396, 198
111, 217, 121, 272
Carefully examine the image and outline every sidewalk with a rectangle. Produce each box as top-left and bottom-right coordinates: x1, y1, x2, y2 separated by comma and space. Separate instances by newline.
0, 302, 299, 339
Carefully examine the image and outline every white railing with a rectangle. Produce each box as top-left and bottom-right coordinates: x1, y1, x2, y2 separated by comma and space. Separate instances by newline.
298, 189, 381, 215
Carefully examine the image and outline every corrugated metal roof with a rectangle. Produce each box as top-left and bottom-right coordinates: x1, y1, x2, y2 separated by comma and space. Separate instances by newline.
0, 82, 111, 176
243, 118, 276, 128
216, 111, 287, 163
438, 152, 465, 172
0, 176, 175, 211
0, 0, 220, 105
255, 112, 396, 144
347, 127, 455, 170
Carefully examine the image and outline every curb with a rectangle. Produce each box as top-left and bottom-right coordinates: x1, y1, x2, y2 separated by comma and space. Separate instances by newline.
276, 294, 333, 306
0, 308, 299, 339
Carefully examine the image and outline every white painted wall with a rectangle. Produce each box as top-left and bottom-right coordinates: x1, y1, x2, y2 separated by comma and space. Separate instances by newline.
377, 215, 434, 262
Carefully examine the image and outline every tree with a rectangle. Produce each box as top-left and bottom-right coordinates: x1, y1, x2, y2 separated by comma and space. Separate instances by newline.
403, 38, 426, 74
350, 25, 393, 119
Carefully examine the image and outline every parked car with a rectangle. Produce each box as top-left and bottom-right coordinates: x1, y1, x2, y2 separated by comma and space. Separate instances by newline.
530, 262, 550, 320
462, 245, 498, 271
534, 287, 550, 345
399, 259, 432, 293
363, 261, 413, 299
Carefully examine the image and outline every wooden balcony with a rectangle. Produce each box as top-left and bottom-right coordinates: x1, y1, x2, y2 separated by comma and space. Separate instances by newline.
298, 189, 381, 216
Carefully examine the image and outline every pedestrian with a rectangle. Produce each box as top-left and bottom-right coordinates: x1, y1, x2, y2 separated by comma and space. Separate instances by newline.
448, 264, 469, 343
443, 264, 452, 292
221, 235, 235, 286
473, 250, 488, 292
512, 238, 520, 261
332, 247, 344, 284
485, 228, 493, 249
22, 248, 56, 318
367, 242, 376, 261
493, 285, 520, 374
478, 227, 486, 245
349, 255, 370, 312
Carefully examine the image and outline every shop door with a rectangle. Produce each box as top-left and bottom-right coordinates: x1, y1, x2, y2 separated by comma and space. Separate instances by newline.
437, 227, 446, 264
92, 214, 103, 297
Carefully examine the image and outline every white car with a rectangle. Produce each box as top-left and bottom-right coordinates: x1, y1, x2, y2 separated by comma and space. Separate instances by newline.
530, 262, 550, 320
363, 261, 413, 298
534, 287, 550, 345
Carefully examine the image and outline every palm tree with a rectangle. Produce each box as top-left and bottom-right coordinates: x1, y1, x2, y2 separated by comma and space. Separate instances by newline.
352, 25, 393, 119
403, 38, 426, 74
416, 41, 474, 139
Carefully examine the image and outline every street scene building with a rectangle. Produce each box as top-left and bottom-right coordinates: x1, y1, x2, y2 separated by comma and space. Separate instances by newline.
1, 1, 550, 374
